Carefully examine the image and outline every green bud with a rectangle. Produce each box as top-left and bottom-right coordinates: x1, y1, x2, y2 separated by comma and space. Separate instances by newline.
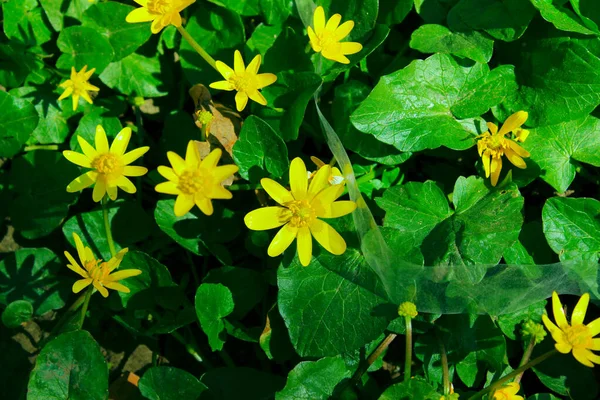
521, 320, 546, 344
398, 301, 418, 318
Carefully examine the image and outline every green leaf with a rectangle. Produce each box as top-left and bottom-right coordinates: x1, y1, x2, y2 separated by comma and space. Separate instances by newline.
278, 249, 391, 357
246, 23, 283, 57
0, 91, 39, 157
297, 0, 378, 40
414, 0, 460, 24
195, 283, 235, 351
100, 52, 171, 97
260, 0, 293, 25
275, 356, 351, 400
28, 330, 108, 400
497, 33, 600, 127
0, 248, 68, 315
180, 3, 245, 85
0, 43, 44, 88
525, 116, 600, 192
56, 26, 115, 74
378, 377, 439, 400
39, 0, 66, 31
333, 81, 410, 165
200, 368, 285, 400
211, 0, 261, 16
82, 2, 151, 61
66, 0, 94, 21
376, 177, 524, 265
154, 199, 238, 264
531, 0, 598, 35
447, 0, 536, 42
63, 201, 153, 260
70, 106, 122, 151
542, 197, 600, 263
138, 367, 208, 400
259, 304, 296, 361
2, 0, 53, 45
378, 0, 413, 26
351, 53, 515, 152
496, 300, 545, 341
232, 116, 289, 182
1, 300, 34, 328
410, 24, 494, 63
10, 151, 79, 239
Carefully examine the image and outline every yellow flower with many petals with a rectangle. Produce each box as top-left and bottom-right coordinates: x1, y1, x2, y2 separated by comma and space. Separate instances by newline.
209, 50, 277, 112
310, 156, 344, 185
492, 382, 523, 400
476, 111, 531, 187
65, 232, 142, 298
244, 157, 356, 267
155, 141, 239, 217
308, 6, 363, 64
63, 125, 149, 202
542, 291, 600, 367
126, 0, 195, 34
58, 66, 100, 111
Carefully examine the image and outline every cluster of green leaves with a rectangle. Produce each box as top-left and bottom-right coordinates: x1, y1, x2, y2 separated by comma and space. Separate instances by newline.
1, 0, 600, 399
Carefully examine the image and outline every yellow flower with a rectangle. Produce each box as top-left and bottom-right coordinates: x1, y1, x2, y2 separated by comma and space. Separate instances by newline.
64, 232, 142, 298
492, 382, 523, 400
476, 111, 531, 186
244, 157, 356, 267
63, 125, 149, 202
58, 66, 100, 111
308, 6, 363, 64
155, 141, 239, 217
125, 0, 195, 34
310, 156, 344, 185
398, 302, 418, 318
542, 291, 600, 367
209, 50, 277, 112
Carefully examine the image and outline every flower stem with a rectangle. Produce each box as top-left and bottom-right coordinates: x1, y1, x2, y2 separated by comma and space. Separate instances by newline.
176, 25, 217, 72
24, 144, 59, 151
41, 291, 88, 347
468, 349, 558, 400
171, 330, 212, 367
514, 335, 536, 384
351, 333, 397, 384
101, 196, 117, 257
404, 315, 413, 382
78, 287, 93, 329
438, 334, 450, 395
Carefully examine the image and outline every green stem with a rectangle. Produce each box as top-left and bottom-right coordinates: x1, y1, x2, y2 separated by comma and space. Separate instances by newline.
171, 331, 212, 367
41, 291, 88, 347
78, 287, 93, 329
438, 335, 450, 395
404, 316, 413, 382
468, 349, 558, 400
350, 333, 397, 384
514, 336, 536, 384
134, 106, 144, 204
176, 25, 217, 71
24, 144, 59, 151
228, 183, 262, 191
219, 349, 236, 368
101, 197, 117, 257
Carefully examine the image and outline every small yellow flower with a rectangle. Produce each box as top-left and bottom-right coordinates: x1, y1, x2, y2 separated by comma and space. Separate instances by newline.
209, 50, 277, 112
542, 291, 600, 367
398, 302, 418, 318
244, 157, 356, 267
64, 232, 142, 298
308, 6, 363, 64
125, 0, 195, 34
476, 111, 531, 186
155, 141, 239, 217
310, 156, 344, 185
492, 382, 523, 400
58, 66, 100, 111
63, 125, 149, 202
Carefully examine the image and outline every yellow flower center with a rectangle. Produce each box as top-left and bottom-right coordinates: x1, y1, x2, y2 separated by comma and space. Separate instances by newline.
287, 200, 316, 228
84, 259, 107, 281
178, 169, 212, 195
92, 153, 122, 175
564, 324, 593, 349
316, 30, 338, 49
147, 0, 176, 14
231, 73, 257, 94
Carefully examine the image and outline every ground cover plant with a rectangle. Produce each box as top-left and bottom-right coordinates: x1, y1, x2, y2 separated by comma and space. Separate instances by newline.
1, 0, 600, 399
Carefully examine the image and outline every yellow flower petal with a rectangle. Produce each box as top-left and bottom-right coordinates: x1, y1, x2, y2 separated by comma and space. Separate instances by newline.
498, 111, 528, 136
313, 6, 326, 33
64, 251, 87, 278
555, 342, 572, 354
572, 348, 595, 367
235, 91, 249, 111
312, 184, 343, 211
103, 281, 131, 293
504, 147, 526, 169
207, 185, 233, 199
234, 50, 245, 75
247, 54, 261, 75
587, 317, 600, 336
63, 150, 92, 168
308, 165, 331, 199
126, 7, 156, 23
261, 178, 294, 205
289, 158, 308, 200
158, 166, 178, 181
309, 219, 346, 255
174, 193, 195, 217
325, 13, 342, 31
73, 278, 92, 293
155, 181, 180, 195
490, 157, 502, 187
67, 171, 98, 192
245, 207, 291, 230
95, 125, 109, 153
151, 18, 164, 34
201, 148, 222, 169
106, 248, 128, 272
80, 91, 93, 104
591, 338, 600, 351
210, 80, 235, 91
248, 90, 267, 106
319, 200, 356, 219
110, 127, 132, 155
572, 293, 589, 326
215, 60, 235, 80
107, 269, 142, 281
72, 232, 88, 265
552, 291, 569, 330
115, 176, 136, 193
322, 47, 350, 64
334, 20, 354, 41
93, 281, 109, 297
123, 166, 148, 177
482, 151, 491, 178
58, 87, 73, 101
92, 179, 107, 202
508, 140, 530, 158
106, 184, 118, 201
122, 146, 149, 165
307, 26, 321, 52
267, 223, 298, 257
195, 196, 214, 215
170, 11, 182, 27
185, 140, 201, 167
77, 136, 98, 159
296, 226, 312, 266
212, 164, 238, 182
71, 94, 80, 111
340, 41, 362, 55
256, 73, 277, 89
